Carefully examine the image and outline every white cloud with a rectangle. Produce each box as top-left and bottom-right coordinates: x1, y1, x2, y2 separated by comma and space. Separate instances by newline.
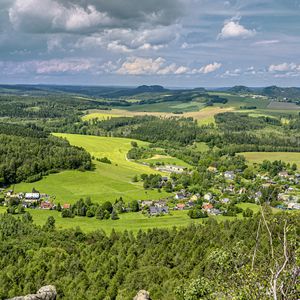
75, 25, 179, 52
221, 68, 241, 77
9, 0, 113, 33
218, 18, 256, 39
117, 57, 222, 76
199, 62, 222, 74
8, 0, 183, 34
268, 62, 297, 72
254, 40, 279, 46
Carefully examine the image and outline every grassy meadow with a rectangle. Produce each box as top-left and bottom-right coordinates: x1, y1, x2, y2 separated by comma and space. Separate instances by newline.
138, 155, 192, 168
14, 134, 170, 204
0, 204, 261, 234
241, 152, 300, 168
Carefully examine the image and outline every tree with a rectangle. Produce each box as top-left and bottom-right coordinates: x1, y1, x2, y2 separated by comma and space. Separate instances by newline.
111, 210, 119, 220
132, 175, 138, 182
130, 200, 139, 212
96, 207, 105, 220
102, 201, 113, 213
131, 141, 138, 148
243, 208, 254, 218
43, 216, 55, 231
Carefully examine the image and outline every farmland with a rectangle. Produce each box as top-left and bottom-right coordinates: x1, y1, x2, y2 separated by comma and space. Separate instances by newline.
241, 152, 300, 168
14, 134, 170, 204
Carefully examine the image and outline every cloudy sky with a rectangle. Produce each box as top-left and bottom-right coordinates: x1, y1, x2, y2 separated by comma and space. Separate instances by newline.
0, 0, 300, 87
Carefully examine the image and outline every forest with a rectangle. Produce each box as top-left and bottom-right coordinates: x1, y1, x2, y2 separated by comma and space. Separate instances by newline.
0, 210, 298, 299
0, 124, 92, 185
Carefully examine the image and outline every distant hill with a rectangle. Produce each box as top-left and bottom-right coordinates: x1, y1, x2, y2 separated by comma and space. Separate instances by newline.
228, 86, 253, 94
261, 86, 300, 100
135, 85, 168, 93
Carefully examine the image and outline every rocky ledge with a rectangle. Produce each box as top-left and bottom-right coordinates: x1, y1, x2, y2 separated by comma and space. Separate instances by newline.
8, 286, 57, 300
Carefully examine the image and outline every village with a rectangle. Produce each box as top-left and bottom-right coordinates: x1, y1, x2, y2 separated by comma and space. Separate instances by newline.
1, 163, 300, 219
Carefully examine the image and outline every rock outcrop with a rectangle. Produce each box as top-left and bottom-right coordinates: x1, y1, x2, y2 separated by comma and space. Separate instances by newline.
8, 285, 57, 300
133, 290, 151, 300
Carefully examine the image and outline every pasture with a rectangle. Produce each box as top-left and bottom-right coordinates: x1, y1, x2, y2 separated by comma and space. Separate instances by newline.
241, 152, 300, 168
14, 134, 170, 204
138, 155, 191, 168
0, 204, 261, 234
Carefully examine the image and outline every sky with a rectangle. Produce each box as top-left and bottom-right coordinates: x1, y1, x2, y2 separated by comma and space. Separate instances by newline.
0, 0, 300, 87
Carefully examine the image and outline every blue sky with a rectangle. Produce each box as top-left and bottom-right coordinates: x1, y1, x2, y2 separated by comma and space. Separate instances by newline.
0, 0, 300, 87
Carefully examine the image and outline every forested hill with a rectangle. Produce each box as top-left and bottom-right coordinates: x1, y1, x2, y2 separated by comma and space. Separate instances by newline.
0, 124, 92, 185
0, 211, 298, 299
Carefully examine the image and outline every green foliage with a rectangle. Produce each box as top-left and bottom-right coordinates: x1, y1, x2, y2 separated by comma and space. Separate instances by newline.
188, 209, 208, 219
0, 212, 298, 299
0, 124, 92, 185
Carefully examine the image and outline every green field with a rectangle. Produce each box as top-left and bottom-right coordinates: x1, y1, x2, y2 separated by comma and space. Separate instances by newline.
14, 134, 170, 204
0, 204, 260, 234
138, 155, 191, 168
241, 152, 300, 168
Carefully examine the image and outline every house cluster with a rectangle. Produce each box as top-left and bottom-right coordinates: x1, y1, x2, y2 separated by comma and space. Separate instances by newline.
139, 200, 169, 216
155, 164, 187, 174
4, 190, 55, 210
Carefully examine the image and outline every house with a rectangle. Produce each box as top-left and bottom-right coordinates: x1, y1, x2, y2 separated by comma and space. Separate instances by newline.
287, 203, 300, 210
149, 206, 169, 216
25, 193, 40, 201
186, 201, 196, 208
278, 171, 289, 178
161, 176, 169, 182
224, 171, 235, 180
204, 193, 213, 201
209, 208, 222, 215
154, 200, 167, 208
202, 203, 213, 211
63, 203, 71, 209
175, 193, 186, 200
156, 165, 187, 174
221, 198, 230, 204
190, 194, 199, 202
207, 166, 217, 173
40, 201, 54, 210
140, 200, 153, 208
176, 203, 186, 210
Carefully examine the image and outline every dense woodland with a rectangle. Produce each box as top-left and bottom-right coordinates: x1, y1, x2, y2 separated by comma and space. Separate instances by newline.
0, 124, 91, 185
0, 211, 298, 299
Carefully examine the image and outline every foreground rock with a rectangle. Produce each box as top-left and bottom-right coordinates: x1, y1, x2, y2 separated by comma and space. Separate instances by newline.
8, 286, 57, 300
133, 290, 151, 300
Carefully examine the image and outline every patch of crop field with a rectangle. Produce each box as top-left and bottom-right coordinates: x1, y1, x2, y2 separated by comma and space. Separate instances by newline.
241, 152, 300, 168
14, 134, 170, 204
82, 112, 123, 121
267, 101, 300, 110
124, 100, 206, 113
139, 155, 191, 168
184, 107, 234, 124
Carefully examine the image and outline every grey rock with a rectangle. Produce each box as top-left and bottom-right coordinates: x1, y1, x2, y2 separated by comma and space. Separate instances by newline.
133, 290, 151, 300
7, 285, 57, 300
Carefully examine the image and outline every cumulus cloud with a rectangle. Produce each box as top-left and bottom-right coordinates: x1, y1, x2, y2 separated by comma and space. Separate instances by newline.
8, 0, 183, 34
199, 62, 222, 74
268, 62, 298, 72
75, 25, 180, 52
218, 18, 256, 39
221, 68, 242, 77
117, 57, 221, 75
